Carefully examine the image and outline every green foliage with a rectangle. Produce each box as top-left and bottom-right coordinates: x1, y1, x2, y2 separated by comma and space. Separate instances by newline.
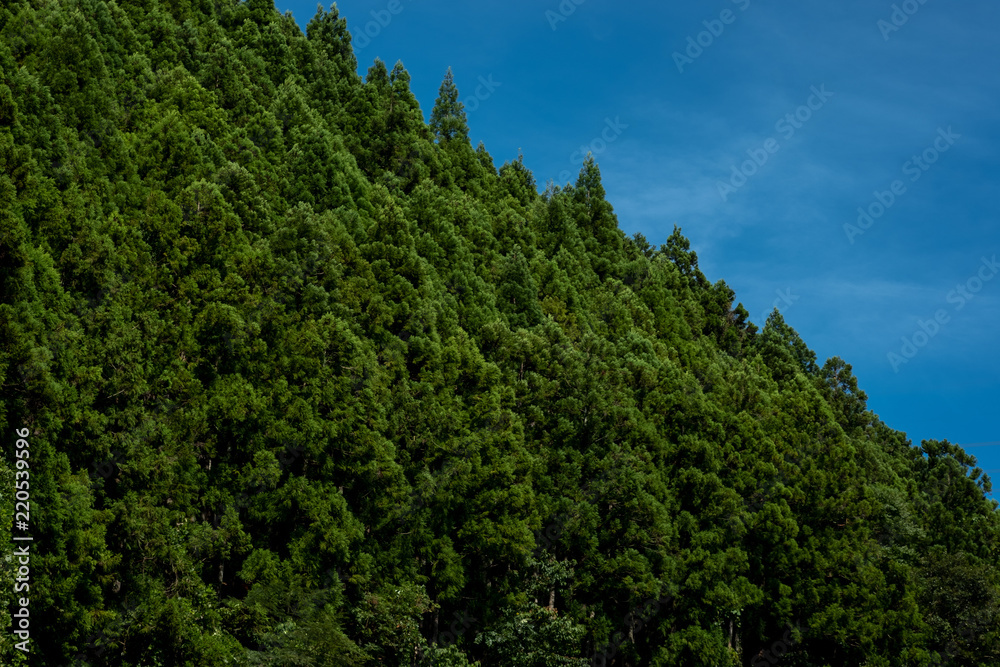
243, 558, 368, 667
476, 601, 588, 666
1, 2, 998, 665
430, 67, 469, 144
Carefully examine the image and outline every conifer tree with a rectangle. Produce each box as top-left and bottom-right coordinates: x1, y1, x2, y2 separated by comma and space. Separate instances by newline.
430, 67, 469, 143
3, 2, 1000, 665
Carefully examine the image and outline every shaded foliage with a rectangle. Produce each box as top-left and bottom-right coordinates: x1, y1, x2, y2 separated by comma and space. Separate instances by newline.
1, 1, 998, 666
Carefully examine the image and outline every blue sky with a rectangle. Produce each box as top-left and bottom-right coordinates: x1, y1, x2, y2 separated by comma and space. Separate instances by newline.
275, 1, 1000, 486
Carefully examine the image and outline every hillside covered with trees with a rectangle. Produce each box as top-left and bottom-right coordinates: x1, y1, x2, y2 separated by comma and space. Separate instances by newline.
1, 1, 999, 665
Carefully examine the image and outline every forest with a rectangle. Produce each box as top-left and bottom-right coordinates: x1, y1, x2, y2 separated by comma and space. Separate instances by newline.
1, 1, 998, 665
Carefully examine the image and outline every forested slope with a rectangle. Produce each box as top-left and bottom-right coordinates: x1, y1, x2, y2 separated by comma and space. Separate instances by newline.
1, 1, 998, 665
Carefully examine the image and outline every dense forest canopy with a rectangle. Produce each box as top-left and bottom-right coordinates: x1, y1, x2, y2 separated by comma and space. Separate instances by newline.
1, 1, 998, 665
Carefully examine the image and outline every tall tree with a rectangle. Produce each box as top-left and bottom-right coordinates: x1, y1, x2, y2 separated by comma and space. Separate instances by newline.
430, 67, 469, 143
3, 2, 1000, 665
